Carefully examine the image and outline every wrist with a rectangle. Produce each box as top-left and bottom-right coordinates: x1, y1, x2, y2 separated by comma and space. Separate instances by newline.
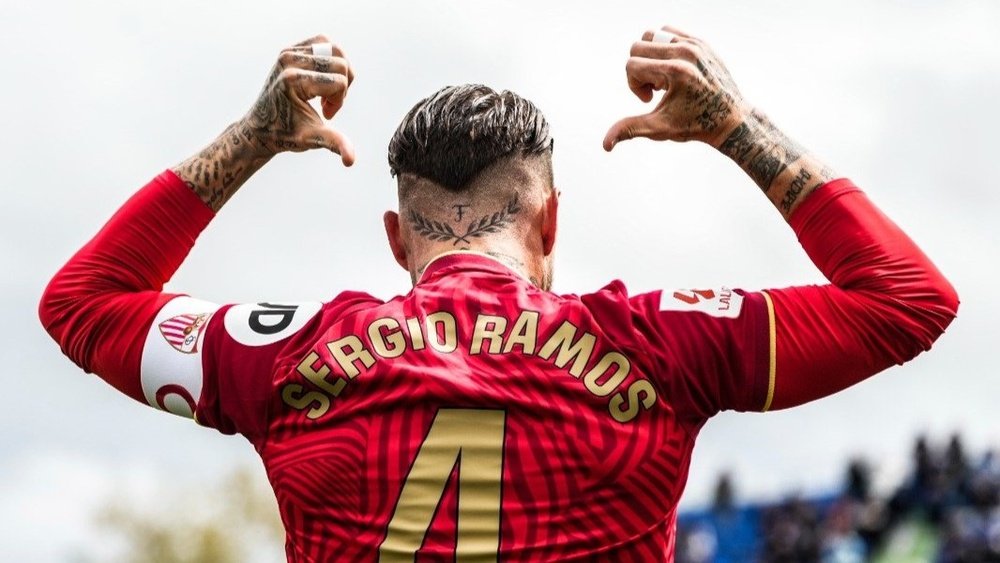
232, 119, 277, 163
707, 101, 755, 150
172, 120, 272, 212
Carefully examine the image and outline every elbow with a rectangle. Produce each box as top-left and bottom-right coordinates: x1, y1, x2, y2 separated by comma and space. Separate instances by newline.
38, 263, 93, 346
864, 271, 959, 366
894, 272, 960, 359
922, 271, 960, 337
38, 274, 71, 345
934, 276, 960, 322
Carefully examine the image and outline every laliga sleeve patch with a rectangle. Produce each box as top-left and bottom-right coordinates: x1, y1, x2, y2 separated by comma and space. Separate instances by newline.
659, 287, 744, 319
223, 302, 322, 346
140, 296, 220, 418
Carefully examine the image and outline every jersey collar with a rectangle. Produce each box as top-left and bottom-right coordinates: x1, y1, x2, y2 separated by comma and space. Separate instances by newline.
417, 250, 531, 285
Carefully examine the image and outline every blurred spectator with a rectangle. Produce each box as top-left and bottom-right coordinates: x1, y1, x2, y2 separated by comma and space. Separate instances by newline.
677, 435, 1000, 562
760, 496, 820, 562
820, 500, 866, 563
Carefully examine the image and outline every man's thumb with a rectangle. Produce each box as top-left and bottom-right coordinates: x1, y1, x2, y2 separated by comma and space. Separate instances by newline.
603, 114, 658, 152
313, 126, 356, 167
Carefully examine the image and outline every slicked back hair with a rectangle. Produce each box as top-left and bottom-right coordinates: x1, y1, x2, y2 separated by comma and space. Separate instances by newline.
388, 84, 554, 192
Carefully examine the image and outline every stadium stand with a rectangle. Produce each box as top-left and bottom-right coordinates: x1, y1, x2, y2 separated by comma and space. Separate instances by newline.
676, 435, 1000, 562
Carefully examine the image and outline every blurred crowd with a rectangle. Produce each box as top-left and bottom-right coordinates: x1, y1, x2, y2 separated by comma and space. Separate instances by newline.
676, 434, 1000, 562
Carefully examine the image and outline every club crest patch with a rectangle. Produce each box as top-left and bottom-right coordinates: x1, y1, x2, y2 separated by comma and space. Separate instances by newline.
158, 313, 211, 354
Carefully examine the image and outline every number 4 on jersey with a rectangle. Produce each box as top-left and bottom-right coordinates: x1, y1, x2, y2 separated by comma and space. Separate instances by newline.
380, 409, 507, 562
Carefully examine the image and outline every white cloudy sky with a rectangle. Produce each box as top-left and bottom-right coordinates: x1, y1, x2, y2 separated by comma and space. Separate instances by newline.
3, 0, 999, 559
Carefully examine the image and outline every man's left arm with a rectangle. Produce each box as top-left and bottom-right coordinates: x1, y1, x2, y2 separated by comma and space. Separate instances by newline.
38, 35, 353, 425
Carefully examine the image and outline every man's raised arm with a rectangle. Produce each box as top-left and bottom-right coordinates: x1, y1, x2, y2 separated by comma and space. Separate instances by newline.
606, 25, 958, 411
38, 35, 353, 410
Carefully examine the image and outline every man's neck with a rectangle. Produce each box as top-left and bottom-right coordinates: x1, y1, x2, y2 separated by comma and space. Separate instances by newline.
412, 246, 545, 289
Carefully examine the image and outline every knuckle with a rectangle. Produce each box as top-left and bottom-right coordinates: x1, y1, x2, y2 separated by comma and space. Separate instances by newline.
279, 68, 300, 84
675, 43, 698, 58
626, 56, 646, 74
278, 50, 298, 67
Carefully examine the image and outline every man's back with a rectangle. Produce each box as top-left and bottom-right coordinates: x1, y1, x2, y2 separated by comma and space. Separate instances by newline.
188, 252, 769, 560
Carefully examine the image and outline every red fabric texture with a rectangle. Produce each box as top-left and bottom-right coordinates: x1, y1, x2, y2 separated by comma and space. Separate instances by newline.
767, 179, 960, 410
38, 170, 215, 403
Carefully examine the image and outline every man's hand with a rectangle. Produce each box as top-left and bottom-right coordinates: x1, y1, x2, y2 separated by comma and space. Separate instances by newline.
603, 25, 748, 151
173, 35, 355, 212
243, 34, 356, 164
605, 25, 838, 220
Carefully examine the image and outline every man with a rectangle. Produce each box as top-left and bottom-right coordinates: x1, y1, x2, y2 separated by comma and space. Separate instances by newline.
40, 26, 957, 561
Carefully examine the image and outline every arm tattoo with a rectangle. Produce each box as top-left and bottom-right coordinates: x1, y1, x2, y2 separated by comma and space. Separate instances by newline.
172, 121, 270, 212
781, 168, 813, 212
409, 195, 522, 246
719, 110, 837, 219
719, 116, 802, 193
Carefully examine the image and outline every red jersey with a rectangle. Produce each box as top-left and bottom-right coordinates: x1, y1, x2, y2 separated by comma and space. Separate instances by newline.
153, 253, 768, 560
40, 171, 958, 561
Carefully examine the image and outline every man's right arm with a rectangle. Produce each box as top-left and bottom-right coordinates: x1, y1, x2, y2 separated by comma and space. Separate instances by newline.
608, 25, 959, 414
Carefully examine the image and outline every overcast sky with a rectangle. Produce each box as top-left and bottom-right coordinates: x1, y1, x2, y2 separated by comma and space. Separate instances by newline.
3, 0, 999, 560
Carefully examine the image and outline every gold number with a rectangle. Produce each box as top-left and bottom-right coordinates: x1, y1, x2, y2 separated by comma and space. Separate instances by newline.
379, 409, 506, 562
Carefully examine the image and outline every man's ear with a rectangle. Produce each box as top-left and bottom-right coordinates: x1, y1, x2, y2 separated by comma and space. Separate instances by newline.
383, 210, 409, 271
541, 188, 559, 256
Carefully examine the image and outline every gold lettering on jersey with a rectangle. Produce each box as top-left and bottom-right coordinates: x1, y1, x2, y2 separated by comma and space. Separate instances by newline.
470, 315, 508, 355
297, 351, 347, 397
537, 321, 596, 378
405, 317, 426, 351
328, 335, 376, 378
502, 310, 538, 355
425, 312, 458, 353
609, 379, 657, 423
281, 383, 330, 419
280, 309, 658, 424
369, 318, 406, 359
583, 352, 631, 397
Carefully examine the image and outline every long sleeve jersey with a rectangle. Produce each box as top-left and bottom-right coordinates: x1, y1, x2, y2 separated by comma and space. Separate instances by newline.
39, 170, 958, 561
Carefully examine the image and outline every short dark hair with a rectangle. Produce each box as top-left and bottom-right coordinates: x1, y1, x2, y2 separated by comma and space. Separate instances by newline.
388, 84, 554, 192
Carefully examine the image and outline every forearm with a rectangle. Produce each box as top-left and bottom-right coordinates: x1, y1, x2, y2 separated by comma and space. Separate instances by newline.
172, 120, 272, 212
717, 108, 835, 219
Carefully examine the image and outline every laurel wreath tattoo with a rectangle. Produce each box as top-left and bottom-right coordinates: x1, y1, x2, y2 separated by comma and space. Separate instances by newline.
410, 195, 522, 245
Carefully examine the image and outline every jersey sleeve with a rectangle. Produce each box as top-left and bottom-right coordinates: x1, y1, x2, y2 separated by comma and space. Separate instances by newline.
191, 300, 323, 437
762, 179, 958, 410
37, 171, 265, 437
39, 171, 213, 402
630, 286, 773, 420
130, 295, 327, 438
631, 178, 959, 420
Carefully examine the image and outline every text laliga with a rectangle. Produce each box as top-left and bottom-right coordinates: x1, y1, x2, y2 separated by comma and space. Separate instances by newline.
281, 310, 658, 423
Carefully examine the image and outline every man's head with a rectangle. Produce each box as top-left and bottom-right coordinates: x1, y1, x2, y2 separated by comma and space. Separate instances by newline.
384, 84, 559, 289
